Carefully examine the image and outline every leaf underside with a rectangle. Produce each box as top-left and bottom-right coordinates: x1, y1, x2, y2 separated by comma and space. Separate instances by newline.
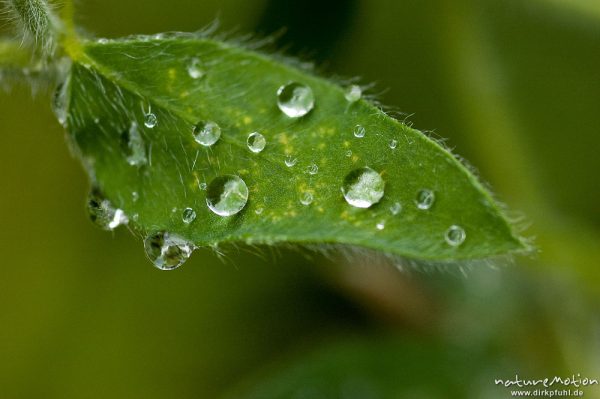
64, 34, 526, 261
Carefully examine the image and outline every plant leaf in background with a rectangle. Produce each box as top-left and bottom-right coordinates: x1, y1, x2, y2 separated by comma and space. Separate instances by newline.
60, 35, 526, 267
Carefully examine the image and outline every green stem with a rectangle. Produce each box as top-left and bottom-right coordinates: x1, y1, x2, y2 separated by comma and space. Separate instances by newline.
6, 0, 61, 56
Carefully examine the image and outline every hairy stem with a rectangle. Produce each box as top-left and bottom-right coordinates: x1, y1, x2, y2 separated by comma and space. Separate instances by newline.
5, 0, 60, 56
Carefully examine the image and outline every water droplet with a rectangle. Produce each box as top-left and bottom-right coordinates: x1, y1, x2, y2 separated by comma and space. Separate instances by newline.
307, 163, 319, 175
345, 150, 352, 157
445, 225, 466, 247
193, 121, 221, 146
389, 139, 398, 149
132, 191, 139, 202
277, 82, 314, 118
255, 207, 264, 215
171, 207, 178, 213
285, 155, 298, 167
415, 189, 435, 210
206, 175, 249, 216
144, 113, 157, 128
87, 191, 129, 230
353, 125, 366, 138
376, 221, 385, 230
344, 85, 362, 103
247, 132, 266, 153
342, 167, 385, 208
186, 57, 204, 79
300, 192, 313, 206
182, 207, 196, 224
97, 38, 109, 44
389, 202, 402, 215
199, 182, 207, 190
52, 79, 69, 127
122, 122, 147, 166
144, 232, 194, 270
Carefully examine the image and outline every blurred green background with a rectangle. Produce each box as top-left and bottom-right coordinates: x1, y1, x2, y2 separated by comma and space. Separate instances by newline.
1, 0, 599, 397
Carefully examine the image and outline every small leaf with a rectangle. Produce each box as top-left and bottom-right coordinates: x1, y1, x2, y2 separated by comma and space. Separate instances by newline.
62, 34, 526, 262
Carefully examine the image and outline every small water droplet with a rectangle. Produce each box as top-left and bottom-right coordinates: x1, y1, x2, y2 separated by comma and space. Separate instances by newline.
132, 191, 139, 202
122, 122, 147, 166
344, 85, 362, 103
389, 139, 398, 149
285, 155, 298, 167
186, 57, 204, 79
342, 167, 385, 208
144, 232, 194, 270
376, 221, 385, 230
445, 225, 466, 247
247, 132, 266, 153
182, 207, 196, 224
87, 191, 129, 230
353, 125, 366, 138
300, 192, 313, 206
144, 113, 157, 128
193, 121, 221, 146
277, 82, 314, 118
389, 202, 402, 215
415, 189, 435, 210
97, 38, 109, 44
345, 150, 352, 157
206, 175, 249, 216
199, 182, 207, 190
255, 207, 264, 215
307, 163, 319, 175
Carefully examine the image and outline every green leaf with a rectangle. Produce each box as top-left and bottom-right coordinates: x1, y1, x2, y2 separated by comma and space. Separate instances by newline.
62, 34, 527, 262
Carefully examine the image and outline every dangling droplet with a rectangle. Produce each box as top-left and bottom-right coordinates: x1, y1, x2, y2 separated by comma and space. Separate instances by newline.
187, 57, 204, 79
247, 132, 266, 153
341, 167, 385, 208
376, 221, 385, 230
353, 125, 366, 138
389, 202, 402, 215
344, 85, 362, 103
285, 155, 298, 167
206, 175, 249, 217
307, 163, 319, 175
389, 139, 398, 149
300, 192, 313, 206
144, 113, 157, 129
144, 232, 194, 270
445, 225, 466, 247
87, 190, 129, 230
415, 189, 435, 210
277, 82, 315, 118
122, 122, 147, 166
193, 121, 221, 146
182, 207, 196, 224
52, 78, 70, 127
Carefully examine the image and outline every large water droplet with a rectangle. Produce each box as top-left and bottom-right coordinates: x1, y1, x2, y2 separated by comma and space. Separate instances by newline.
182, 207, 196, 224
122, 122, 147, 166
307, 163, 319, 175
277, 82, 314, 118
144, 232, 194, 270
247, 132, 266, 153
342, 167, 385, 208
285, 155, 298, 167
187, 57, 204, 79
445, 225, 466, 247
206, 175, 249, 216
415, 189, 435, 210
144, 113, 157, 128
193, 121, 221, 146
353, 125, 366, 138
300, 192, 313, 206
344, 85, 362, 103
389, 202, 402, 215
87, 191, 129, 230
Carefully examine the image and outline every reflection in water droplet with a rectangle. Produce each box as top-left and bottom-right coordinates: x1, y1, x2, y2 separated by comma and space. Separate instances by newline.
344, 85, 362, 103
193, 121, 221, 146
390, 202, 402, 215
389, 139, 398, 149
277, 82, 314, 118
182, 207, 196, 224
285, 156, 298, 167
415, 189, 435, 210
122, 122, 147, 166
376, 221, 385, 230
300, 192, 313, 206
445, 225, 466, 247
342, 167, 385, 208
87, 191, 129, 230
187, 57, 204, 79
307, 163, 319, 175
144, 113, 157, 128
206, 175, 249, 216
353, 125, 365, 138
247, 132, 266, 153
144, 232, 194, 270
